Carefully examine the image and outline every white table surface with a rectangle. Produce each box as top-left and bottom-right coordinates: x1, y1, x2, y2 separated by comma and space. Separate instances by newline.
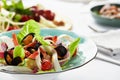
1, 0, 120, 80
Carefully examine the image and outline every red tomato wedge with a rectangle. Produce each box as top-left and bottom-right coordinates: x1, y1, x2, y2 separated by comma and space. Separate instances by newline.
28, 51, 38, 59
52, 36, 57, 43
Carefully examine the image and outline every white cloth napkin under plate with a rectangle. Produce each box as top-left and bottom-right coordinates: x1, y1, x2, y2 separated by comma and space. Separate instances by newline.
91, 29, 120, 60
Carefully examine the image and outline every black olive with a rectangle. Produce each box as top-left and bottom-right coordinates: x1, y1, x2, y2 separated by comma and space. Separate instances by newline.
40, 52, 43, 59
4, 51, 13, 65
11, 57, 22, 66
22, 33, 35, 45
55, 43, 67, 59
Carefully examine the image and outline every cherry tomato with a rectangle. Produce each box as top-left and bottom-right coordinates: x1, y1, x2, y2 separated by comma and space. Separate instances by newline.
42, 10, 55, 21
41, 59, 52, 71
7, 26, 19, 31
20, 15, 31, 22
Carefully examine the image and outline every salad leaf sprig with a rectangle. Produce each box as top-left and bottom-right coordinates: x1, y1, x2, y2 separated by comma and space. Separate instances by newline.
68, 38, 80, 58
2, 0, 32, 15
17, 20, 49, 45
13, 45, 25, 59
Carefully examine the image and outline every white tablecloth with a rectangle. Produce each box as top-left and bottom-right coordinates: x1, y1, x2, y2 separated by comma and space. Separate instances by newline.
0, 0, 120, 80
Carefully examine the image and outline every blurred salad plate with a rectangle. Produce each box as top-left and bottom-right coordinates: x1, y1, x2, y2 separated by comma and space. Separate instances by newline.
0, 0, 72, 32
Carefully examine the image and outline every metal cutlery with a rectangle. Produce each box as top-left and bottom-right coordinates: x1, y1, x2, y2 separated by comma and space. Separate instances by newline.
88, 25, 120, 66
88, 25, 108, 33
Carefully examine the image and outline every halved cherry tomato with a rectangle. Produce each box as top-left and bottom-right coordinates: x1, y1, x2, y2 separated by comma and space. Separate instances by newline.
41, 59, 52, 71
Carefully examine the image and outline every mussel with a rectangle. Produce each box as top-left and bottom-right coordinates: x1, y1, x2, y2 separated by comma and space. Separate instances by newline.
26, 47, 35, 54
26, 42, 41, 53
22, 33, 35, 45
4, 51, 13, 65
11, 57, 22, 66
4, 51, 22, 66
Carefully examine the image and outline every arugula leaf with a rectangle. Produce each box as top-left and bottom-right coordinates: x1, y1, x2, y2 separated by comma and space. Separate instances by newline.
13, 45, 25, 58
17, 20, 40, 43
68, 38, 80, 58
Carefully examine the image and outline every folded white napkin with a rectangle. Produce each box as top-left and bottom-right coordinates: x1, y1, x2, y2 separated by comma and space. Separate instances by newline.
91, 29, 120, 60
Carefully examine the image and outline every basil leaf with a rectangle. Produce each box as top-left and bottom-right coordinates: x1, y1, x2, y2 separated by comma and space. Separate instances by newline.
68, 38, 80, 58
13, 45, 25, 58
17, 20, 40, 43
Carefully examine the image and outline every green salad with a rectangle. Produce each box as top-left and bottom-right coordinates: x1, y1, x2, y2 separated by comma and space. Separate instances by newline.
0, 20, 80, 73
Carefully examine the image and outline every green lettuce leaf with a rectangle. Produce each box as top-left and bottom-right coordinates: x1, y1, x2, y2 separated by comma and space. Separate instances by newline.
35, 35, 50, 45
68, 38, 80, 58
17, 20, 40, 43
13, 45, 25, 58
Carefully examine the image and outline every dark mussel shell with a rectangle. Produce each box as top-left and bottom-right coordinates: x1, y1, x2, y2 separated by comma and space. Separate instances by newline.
4, 51, 13, 65
55, 43, 67, 60
4, 51, 22, 66
26, 47, 35, 53
26, 42, 41, 53
22, 33, 35, 45
11, 57, 22, 66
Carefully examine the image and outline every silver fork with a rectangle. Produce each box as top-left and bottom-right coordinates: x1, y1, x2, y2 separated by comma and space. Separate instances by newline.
88, 25, 108, 33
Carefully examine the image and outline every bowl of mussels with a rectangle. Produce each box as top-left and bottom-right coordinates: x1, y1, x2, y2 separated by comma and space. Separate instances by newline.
91, 3, 120, 26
